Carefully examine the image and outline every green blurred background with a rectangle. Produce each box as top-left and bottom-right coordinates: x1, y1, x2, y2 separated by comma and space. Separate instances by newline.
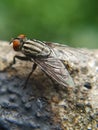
0, 0, 98, 48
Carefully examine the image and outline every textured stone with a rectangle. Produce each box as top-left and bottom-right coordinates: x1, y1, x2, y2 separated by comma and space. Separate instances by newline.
0, 41, 98, 130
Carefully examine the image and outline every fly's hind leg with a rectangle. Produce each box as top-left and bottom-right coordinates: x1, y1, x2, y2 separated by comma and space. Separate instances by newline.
23, 63, 37, 89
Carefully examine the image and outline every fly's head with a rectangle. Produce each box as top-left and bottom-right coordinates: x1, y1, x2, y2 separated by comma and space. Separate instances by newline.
10, 34, 27, 51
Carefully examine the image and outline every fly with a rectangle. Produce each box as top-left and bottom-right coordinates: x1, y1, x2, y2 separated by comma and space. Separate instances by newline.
8, 34, 75, 88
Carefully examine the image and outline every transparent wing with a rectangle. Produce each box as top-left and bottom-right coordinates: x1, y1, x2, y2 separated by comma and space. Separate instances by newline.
35, 57, 75, 88
45, 42, 89, 64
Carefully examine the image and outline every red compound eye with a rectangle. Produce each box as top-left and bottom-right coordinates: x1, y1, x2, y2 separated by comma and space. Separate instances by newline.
13, 39, 21, 51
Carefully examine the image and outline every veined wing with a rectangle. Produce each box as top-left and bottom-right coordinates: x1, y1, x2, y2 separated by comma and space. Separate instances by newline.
45, 42, 89, 64
35, 57, 75, 88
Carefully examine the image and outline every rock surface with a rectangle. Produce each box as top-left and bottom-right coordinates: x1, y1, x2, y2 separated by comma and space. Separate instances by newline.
0, 41, 98, 130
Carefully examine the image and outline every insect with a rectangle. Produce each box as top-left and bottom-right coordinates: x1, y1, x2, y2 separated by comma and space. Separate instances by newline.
9, 34, 75, 88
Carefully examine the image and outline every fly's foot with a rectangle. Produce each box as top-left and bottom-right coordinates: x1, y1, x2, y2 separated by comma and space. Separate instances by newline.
0, 62, 16, 72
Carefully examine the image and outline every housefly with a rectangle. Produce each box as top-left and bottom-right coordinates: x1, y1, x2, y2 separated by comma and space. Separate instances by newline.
9, 34, 75, 88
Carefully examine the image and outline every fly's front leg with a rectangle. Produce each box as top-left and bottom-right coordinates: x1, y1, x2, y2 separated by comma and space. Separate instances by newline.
1, 55, 31, 72
23, 63, 37, 89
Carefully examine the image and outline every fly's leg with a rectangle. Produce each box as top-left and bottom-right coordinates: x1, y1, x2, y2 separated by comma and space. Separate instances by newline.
1, 55, 31, 72
23, 63, 37, 89
1, 54, 37, 88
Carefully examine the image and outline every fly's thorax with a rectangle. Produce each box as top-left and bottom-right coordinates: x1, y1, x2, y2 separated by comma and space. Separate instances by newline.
21, 40, 51, 58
